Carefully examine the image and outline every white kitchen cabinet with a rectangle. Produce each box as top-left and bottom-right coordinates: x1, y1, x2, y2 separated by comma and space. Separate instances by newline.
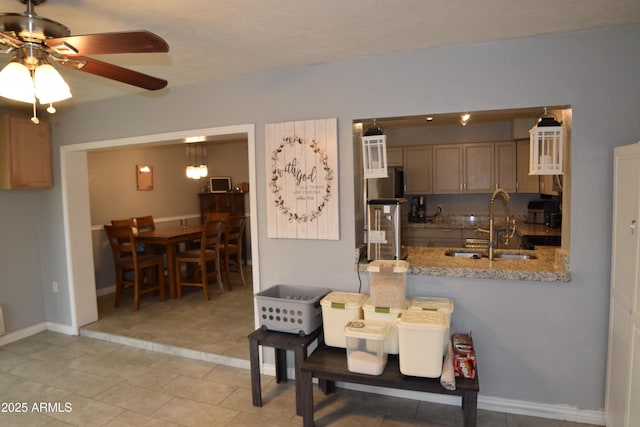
494, 141, 517, 192
387, 147, 403, 167
433, 143, 493, 193
0, 114, 52, 189
403, 146, 432, 194
605, 142, 640, 427
515, 139, 540, 193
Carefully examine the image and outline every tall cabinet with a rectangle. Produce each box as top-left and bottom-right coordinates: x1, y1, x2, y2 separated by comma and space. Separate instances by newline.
606, 142, 640, 427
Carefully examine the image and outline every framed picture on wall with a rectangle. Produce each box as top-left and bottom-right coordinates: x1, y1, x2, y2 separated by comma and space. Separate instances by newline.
136, 164, 153, 191
265, 118, 338, 240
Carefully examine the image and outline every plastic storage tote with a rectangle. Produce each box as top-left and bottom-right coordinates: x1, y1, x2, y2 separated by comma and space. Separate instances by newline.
367, 260, 409, 309
408, 296, 454, 352
362, 296, 406, 354
320, 291, 368, 348
344, 319, 390, 375
255, 285, 331, 335
397, 310, 450, 378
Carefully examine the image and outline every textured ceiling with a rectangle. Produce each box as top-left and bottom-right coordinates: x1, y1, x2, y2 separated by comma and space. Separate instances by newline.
1, 0, 640, 108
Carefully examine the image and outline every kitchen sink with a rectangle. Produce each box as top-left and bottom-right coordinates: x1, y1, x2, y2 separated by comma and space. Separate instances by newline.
444, 250, 484, 259
493, 252, 538, 260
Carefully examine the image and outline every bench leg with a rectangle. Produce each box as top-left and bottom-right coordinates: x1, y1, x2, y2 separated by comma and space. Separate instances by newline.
462, 391, 478, 427
249, 338, 262, 407
300, 369, 314, 427
275, 348, 287, 383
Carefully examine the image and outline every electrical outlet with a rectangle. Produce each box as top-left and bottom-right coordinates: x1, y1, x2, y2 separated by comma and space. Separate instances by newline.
437, 204, 444, 213
354, 248, 361, 263
52, 282, 59, 293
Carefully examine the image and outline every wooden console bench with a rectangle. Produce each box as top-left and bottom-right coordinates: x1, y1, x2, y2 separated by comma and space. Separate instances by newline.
248, 327, 323, 416
299, 346, 479, 427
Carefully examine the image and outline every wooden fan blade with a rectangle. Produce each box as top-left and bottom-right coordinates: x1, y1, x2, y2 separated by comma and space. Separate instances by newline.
59, 55, 167, 90
46, 30, 169, 55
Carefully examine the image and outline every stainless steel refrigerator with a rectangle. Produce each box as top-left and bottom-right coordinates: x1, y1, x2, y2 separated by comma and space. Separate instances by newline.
367, 198, 408, 261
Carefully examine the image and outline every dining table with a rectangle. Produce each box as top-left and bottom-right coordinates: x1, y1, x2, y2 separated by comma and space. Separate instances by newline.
135, 223, 203, 298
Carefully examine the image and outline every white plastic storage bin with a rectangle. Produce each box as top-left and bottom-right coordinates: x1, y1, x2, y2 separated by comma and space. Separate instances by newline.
397, 310, 450, 378
367, 260, 408, 309
255, 285, 331, 335
362, 297, 406, 354
408, 296, 454, 352
344, 320, 390, 375
320, 292, 368, 348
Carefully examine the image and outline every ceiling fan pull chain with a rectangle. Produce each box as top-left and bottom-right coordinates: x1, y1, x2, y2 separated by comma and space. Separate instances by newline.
31, 101, 39, 124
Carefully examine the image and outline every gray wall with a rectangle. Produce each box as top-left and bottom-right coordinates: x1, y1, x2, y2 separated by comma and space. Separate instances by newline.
3, 24, 640, 411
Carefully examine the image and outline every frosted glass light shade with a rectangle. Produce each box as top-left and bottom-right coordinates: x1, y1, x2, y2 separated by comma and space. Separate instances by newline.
34, 64, 71, 103
0, 62, 35, 103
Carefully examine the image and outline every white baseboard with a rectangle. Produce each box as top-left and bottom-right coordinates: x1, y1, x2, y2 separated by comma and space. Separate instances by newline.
0, 322, 49, 346
96, 285, 116, 297
260, 363, 604, 426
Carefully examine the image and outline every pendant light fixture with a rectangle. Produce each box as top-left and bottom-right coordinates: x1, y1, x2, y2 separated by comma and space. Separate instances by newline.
185, 142, 208, 180
362, 119, 388, 179
529, 108, 564, 175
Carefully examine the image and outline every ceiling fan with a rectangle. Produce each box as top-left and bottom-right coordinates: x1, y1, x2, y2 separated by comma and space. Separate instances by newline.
0, 0, 168, 121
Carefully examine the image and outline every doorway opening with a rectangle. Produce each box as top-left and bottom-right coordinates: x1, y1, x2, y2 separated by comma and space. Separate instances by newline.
60, 124, 260, 338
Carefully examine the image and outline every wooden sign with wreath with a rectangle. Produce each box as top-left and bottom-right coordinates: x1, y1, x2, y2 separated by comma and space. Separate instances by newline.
266, 118, 338, 239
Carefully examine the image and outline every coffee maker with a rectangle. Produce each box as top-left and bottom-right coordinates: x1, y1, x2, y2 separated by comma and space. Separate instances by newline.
410, 196, 427, 222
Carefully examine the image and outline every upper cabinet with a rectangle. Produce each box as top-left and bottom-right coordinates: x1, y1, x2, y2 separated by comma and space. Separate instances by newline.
387, 147, 403, 167
433, 143, 493, 193
403, 145, 432, 194
0, 114, 52, 190
515, 139, 540, 193
495, 141, 517, 192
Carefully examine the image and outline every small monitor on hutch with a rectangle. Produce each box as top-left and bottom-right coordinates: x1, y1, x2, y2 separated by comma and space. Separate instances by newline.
210, 176, 232, 193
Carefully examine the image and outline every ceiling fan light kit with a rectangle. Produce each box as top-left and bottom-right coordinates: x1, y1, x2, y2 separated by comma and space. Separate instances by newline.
0, 0, 169, 123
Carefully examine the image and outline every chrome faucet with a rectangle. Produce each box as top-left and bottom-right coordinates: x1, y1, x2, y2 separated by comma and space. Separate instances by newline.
477, 188, 516, 260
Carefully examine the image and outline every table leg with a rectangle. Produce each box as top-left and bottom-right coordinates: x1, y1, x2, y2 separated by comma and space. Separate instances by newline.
300, 369, 314, 427
462, 390, 478, 427
165, 243, 177, 298
249, 338, 262, 407
293, 344, 307, 416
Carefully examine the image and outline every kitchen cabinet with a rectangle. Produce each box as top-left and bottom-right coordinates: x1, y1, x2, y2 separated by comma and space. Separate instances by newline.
403, 146, 432, 194
0, 114, 52, 189
494, 141, 516, 192
515, 139, 540, 193
605, 142, 640, 427
387, 147, 403, 167
199, 192, 246, 223
433, 143, 493, 193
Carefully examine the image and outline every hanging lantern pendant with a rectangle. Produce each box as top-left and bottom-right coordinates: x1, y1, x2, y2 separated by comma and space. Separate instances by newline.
529, 108, 563, 175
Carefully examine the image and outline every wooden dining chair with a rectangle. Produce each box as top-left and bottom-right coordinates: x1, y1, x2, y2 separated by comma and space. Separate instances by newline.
175, 219, 225, 300
206, 212, 230, 224
222, 215, 247, 290
104, 224, 165, 310
134, 215, 156, 232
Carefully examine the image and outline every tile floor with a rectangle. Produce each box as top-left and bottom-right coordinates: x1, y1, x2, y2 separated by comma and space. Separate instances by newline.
0, 270, 598, 426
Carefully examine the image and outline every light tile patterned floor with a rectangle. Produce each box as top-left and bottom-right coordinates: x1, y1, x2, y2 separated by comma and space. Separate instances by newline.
0, 269, 598, 426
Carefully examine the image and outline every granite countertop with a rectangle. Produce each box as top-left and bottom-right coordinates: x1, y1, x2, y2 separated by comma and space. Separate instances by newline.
403, 246, 570, 282
361, 245, 571, 283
